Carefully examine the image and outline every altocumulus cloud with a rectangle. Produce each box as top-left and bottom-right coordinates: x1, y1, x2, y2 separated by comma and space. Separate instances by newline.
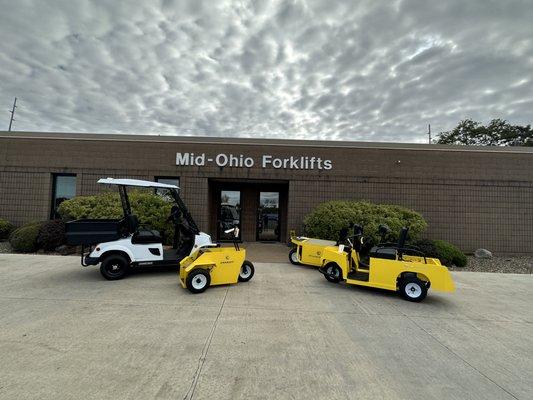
0, 0, 532, 142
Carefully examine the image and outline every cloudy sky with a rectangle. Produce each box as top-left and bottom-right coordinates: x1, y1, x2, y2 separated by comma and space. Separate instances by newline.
1, 0, 532, 142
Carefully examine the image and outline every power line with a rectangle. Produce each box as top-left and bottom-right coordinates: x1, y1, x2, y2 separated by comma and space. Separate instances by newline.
8, 97, 17, 131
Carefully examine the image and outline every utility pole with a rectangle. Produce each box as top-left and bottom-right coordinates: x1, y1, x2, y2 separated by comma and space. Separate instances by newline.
8, 97, 17, 131
427, 124, 431, 144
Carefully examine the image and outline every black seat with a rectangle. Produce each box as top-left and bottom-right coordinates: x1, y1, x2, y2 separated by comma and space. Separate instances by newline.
132, 229, 162, 244
370, 227, 409, 260
125, 214, 140, 233
369, 246, 397, 260
125, 214, 162, 244
336, 226, 350, 245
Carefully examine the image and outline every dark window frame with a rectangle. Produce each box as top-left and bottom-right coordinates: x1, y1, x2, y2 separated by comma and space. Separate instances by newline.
50, 173, 77, 219
154, 176, 180, 194
256, 191, 281, 241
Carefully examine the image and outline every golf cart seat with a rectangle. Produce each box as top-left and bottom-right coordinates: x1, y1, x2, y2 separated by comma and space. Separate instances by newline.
133, 229, 162, 244
126, 214, 163, 244
369, 227, 409, 260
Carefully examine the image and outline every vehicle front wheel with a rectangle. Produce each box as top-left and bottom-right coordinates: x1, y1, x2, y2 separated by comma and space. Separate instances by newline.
324, 263, 342, 283
399, 276, 428, 302
288, 248, 301, 265
238, 260, 255, 282
186, 269, 211, 294
100, 254, 130, 280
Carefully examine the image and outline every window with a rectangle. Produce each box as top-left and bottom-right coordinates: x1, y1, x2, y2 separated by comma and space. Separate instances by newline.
155, 176, 180, 187
51, 174, 76, 219
154, 176, 180, 200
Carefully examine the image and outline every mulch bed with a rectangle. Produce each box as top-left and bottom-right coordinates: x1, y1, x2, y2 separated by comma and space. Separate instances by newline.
449, 256, 533, 274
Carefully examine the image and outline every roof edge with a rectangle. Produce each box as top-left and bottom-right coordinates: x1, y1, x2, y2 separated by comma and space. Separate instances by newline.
1, 131, 532, 153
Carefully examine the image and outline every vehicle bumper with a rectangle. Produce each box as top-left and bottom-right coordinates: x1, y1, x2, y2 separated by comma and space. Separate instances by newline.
84, 256, 100, 266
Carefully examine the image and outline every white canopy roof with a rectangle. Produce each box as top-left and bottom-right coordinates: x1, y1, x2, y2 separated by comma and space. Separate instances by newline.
98, 178, 179, 189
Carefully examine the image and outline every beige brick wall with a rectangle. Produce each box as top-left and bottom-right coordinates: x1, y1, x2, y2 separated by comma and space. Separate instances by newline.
1, 133, 532, 253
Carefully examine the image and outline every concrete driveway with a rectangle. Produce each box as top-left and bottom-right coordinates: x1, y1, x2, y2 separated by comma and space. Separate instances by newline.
0, 253, 532, 400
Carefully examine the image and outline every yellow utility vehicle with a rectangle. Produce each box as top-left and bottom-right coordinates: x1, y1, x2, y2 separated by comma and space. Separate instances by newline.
289, 224, 355, 266
318, 225, 455, 302
289, 237, 336, 266
179, 227, 254, 293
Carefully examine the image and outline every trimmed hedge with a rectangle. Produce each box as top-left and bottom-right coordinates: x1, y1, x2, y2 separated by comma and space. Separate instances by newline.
37, 220, 66, 251
433, 239, 468, 268
9, 221, 43, 253
411, 238, 467, 267
0, 218, 14, 240
58, 191, 174, 244
303, 200, 428, 244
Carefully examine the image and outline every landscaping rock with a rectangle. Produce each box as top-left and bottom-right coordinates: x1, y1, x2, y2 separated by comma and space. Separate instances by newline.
450, 256, 532, 274
0, 241, 12, 253
474, 248, 492, 259
55, 245, 77, 255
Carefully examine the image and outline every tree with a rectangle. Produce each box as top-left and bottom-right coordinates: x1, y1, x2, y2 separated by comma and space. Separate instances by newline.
437, 119, 533, 146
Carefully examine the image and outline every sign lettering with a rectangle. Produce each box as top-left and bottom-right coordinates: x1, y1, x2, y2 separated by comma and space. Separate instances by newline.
176, 153, 332, 170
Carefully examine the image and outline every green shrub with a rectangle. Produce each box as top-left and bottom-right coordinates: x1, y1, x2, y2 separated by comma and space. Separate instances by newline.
0, 218, 14, 240
37, 220, 66, 251
303, 200, 428, 244
410, 239, 440, 259
411, 239, 467, 267
9, 221, 43, 253
58, 190, 174, 244
433, 239, 468, 268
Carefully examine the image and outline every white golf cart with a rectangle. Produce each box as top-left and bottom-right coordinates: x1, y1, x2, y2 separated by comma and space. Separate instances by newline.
65, 178, 214, 280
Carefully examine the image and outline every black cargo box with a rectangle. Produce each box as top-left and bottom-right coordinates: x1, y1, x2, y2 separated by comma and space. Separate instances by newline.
65, 219, 123, 245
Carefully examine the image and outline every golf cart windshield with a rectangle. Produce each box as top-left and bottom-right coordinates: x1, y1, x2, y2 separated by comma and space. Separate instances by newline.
97, 178, 199, 234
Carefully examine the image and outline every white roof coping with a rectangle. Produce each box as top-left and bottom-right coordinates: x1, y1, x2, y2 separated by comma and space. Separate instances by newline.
97, 178, 179, 189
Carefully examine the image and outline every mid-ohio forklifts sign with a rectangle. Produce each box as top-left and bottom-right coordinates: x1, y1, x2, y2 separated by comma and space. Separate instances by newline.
176, 152, 333, 170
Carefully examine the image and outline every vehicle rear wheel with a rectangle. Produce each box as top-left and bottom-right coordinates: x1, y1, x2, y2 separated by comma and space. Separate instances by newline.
399, 276, 428, 302
288, 248, 301, 265
324, 263, 342, 283
100, 254, 130, 280
238, 260, 255, 282
186, 269, 210, 294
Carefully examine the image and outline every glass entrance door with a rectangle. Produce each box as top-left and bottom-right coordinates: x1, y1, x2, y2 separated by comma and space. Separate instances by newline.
218, 190, 241, 241
257, 192, 280, 241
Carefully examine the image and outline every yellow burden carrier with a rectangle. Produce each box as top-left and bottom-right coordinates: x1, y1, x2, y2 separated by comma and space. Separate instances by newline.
289, 237, 336, 267
318, 225, 455, 302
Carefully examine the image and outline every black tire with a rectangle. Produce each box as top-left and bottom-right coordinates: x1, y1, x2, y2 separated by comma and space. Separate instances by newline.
288, 248, 301, 265
238, 260, 255, 282
399, 276, 428, 302
186, 269, 211, 294
100, 254, 130, 280
324, 263, 342, 283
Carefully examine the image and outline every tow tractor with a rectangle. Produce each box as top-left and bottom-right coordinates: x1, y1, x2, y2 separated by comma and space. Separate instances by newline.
318, 225, 455, 302
179, 226, 255, 293
65, 178, 214, 280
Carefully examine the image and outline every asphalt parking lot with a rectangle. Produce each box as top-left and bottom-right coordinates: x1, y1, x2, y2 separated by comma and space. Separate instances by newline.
0, 253, 532, 400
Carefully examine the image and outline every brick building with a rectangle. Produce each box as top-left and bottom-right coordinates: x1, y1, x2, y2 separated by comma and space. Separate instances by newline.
1, 131, 532, 253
